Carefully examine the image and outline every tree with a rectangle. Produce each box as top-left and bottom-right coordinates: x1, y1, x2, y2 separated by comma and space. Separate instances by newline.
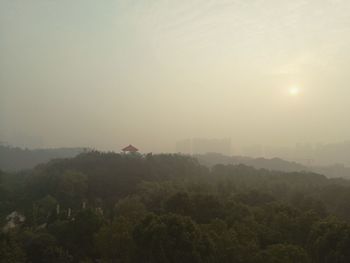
114, 196, 147, 223
67, 209, 103, 260
257, 244, 310, 263
203, 219, 241, 263
95, 217, 135, 262
34, 195, 58, 225
308, 218, 350, 263
0, 232, 26, 263
20, 231, 72, 263
164, 192, 193, 216
133, 213, 214, 263
56, 171, 87, 208
191, 194, 224, 223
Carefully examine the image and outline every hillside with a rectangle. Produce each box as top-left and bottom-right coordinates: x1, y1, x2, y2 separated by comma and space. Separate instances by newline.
2, 152, 350, 262
195, 153, 350, 179
195, 153, 308, 172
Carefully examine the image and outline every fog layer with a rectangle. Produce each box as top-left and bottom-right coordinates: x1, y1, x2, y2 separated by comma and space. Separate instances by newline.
1, 0, 350, 152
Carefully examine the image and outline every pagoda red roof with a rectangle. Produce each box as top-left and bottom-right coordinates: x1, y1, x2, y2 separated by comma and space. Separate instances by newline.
122, 144, 139, 152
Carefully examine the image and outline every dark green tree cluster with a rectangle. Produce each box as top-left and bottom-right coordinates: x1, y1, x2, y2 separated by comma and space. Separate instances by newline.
2, 152, 350, 262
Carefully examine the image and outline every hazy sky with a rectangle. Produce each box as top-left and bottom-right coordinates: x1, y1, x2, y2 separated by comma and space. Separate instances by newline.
1, 0, 350, 152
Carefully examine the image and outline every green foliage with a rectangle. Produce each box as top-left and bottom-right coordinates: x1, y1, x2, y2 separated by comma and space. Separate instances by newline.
2, 152, 350, 262
164, 192, 193, 216
67, 209, 103, 260
20, 231, 72, 263
32, 195, 58, 225
257, 244, 310, 263
114, 196, 147, 223
57, 171, 88, 208
308, 217, 350, 263
0, 232, 26, 263
133, 213, 214, 263
95, 217, 135, 262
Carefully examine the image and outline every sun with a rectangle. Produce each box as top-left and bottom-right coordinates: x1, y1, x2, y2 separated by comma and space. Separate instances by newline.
289, 86, 300, 96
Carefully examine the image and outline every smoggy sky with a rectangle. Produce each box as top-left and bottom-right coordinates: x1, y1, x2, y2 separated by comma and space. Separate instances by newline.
1, 0, 350, 152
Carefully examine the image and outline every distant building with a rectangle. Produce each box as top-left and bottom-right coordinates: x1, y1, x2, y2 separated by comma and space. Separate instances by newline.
122, 144, 139, 154
176, 138, 231, 155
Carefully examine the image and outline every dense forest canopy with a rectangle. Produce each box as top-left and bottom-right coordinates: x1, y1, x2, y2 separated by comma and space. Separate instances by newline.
2, 152, 350, 262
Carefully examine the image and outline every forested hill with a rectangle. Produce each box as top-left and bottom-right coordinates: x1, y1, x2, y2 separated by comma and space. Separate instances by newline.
0, 145, 87, 172
2, 152, 350, 262
196, 153, 308, 172
196, 152, 350, 179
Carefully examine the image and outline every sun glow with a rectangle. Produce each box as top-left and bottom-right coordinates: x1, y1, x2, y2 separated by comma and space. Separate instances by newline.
289, 86, 300, 96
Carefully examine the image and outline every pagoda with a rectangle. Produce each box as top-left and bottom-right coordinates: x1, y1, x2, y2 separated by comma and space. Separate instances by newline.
122, 144, 139, 154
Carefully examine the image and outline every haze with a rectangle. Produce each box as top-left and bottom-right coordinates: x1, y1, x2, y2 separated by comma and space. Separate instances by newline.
1, 0, 350, 152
